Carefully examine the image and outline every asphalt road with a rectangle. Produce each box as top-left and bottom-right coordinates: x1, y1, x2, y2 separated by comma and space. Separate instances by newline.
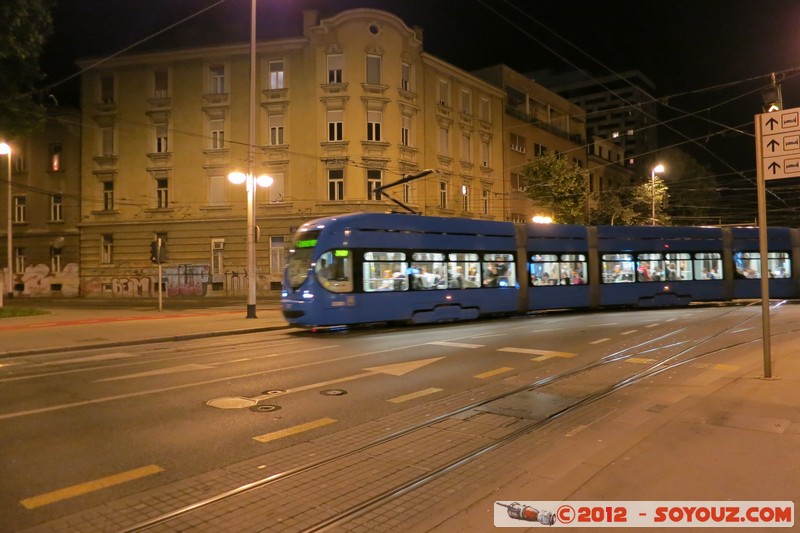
0, 305, 774, 530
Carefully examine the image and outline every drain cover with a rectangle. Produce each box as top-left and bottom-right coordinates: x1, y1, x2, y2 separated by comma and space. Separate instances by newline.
320, 389, 347, 396
250, 404, 281, 413
261, 390, 286, 395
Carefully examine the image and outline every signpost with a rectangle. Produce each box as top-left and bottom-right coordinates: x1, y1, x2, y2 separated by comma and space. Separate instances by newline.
753, 107, 800, 378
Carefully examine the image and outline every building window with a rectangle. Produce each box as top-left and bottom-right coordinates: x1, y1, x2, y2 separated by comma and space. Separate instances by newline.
367, 169, 382, 200
367, 110, 382, 141
439, 181, 448, 209
269, 60, 285, 89
263, 172, 284, 203
481, 139, 491, 167
269, 114, 284, 145
13, 195, 26, 223
366, 54, 381, 85
510, 133, 526, 153
270, 236, 285, 274
101, 235, 113, 264
153, 70, 168, 97
155, 123, 168, 153
401, 116, 411, 147
100, 75, 114, 103
479, 97, 490, 122
460, 89, 472, 114
401, 62, 411, 91
327, 110, 343, 141
462, 185, 471, 212
103, 180, 114, 210
209, 175, 225, 204
156, 177, 169, 208
101, 127, 114, 155
51, 248, 62, 273
210, 65, 225, 94
14, 153, 25, 173
50, 194, 63, 221
438, 127, 450, 156
210, 118, 224, 149
534, 143, 547, 157
14, 247, 25, 273
437, 79, 450, 106
511, 172, 523, 191
211, 238, 224, 275
327, 54, 343, 83
328, 169, 344, 201
482, 189, 490, 215
49, 143, 62, 171
461, 133, 471, 162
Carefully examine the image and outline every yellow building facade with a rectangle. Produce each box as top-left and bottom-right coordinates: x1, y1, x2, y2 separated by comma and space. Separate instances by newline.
77, 9, 505, 298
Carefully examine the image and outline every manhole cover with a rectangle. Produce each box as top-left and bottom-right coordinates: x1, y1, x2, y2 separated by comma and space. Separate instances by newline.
261, 390, 286, 395
250, 404, 281, 412
320, 389, 347, 396
206, 397, 259, 409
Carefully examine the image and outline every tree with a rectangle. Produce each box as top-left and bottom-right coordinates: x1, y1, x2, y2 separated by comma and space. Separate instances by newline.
521, 152, 590, 225
629, 175, 671, 225
0, 0, 55, 139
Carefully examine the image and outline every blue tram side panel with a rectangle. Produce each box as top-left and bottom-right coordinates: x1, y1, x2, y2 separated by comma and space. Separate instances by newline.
281, 212, 800, 328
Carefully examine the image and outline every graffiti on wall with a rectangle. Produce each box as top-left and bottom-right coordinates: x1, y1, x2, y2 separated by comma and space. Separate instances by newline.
4, 263, 80, 297
166, 264, 210, 297
112, 277, 152, 297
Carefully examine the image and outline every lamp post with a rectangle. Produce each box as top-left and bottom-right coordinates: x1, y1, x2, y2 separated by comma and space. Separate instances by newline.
0, 142, 11, 300
651, 163, 664, 226
228, 171, 272, 318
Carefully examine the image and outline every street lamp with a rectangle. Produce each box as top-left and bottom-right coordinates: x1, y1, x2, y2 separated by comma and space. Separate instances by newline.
651, 163, 665, 226
0, 142, 11, 300
228, 171, 272, 318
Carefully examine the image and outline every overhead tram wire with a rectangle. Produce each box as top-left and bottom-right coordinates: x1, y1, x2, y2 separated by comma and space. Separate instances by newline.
481, 0, 791, 212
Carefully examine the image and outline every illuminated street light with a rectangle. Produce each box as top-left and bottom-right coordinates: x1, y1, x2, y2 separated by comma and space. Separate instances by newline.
651, 163, 665, 226
228, 171, 272, 318
0, 142, 11, 301
532, 215, 553, 224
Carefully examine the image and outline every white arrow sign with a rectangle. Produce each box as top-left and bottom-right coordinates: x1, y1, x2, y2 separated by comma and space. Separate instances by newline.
206, 357, 444, 409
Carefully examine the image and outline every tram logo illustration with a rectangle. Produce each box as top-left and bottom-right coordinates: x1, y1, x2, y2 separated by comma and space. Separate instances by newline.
496, 502, 556, 525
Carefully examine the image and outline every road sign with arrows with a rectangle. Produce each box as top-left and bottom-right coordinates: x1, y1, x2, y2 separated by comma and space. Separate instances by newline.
757, 108, 800, 180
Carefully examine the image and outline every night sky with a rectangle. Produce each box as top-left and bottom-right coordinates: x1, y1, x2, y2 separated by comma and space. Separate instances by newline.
40, 0, 800, 223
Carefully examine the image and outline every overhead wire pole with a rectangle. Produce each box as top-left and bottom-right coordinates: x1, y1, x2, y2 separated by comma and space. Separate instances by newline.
754, 116, 772, 378
245, 0, 258, 319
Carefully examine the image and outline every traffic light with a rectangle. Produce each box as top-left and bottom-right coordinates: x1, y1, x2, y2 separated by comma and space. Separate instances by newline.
761, 74, 783, 113
150, 239, 168, 264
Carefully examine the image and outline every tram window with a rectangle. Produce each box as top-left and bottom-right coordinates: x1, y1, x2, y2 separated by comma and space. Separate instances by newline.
768, 252, 791, 278
363, 251, 408, 292
529, 253, 587, 285
734, 251, 791, 279
530, 254, 559, 285
694, 252, 723, 280
602, 253, 634, 283
560, 254, 587, 285
409, 252, 447, 289
447, 252, 481, 288
483, 253, 515, 287
664, 253, 692, 281
733, 252, 760, 279
315, 249, 353, 293
636, 253, 665, 282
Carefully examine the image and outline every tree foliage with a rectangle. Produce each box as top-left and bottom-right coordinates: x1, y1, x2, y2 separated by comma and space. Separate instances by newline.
629, 176, 671, 225
0, 0, 55, 139
521, 152, 590, 225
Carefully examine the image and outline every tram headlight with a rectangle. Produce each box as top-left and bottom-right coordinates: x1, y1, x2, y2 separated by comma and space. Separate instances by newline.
281, 290, 288, 298
302, 290, 314, 300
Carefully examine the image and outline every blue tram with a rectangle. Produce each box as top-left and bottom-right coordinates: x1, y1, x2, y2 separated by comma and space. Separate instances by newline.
281, 212, 800, 327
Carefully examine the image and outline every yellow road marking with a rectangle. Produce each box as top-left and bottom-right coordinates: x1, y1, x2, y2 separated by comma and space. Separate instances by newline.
474, 367, 514, 379
498, 347, 576, 360
253, 417, 337, 443
388, 387, 443, 403
20, 464, 163, 510
627, 357, 656, 364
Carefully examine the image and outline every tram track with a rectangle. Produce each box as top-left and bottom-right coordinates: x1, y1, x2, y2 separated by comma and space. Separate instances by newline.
109, 302, 789, 532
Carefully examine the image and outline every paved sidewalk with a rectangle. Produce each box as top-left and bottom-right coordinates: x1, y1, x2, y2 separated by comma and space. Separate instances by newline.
0, 298, 289, 356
